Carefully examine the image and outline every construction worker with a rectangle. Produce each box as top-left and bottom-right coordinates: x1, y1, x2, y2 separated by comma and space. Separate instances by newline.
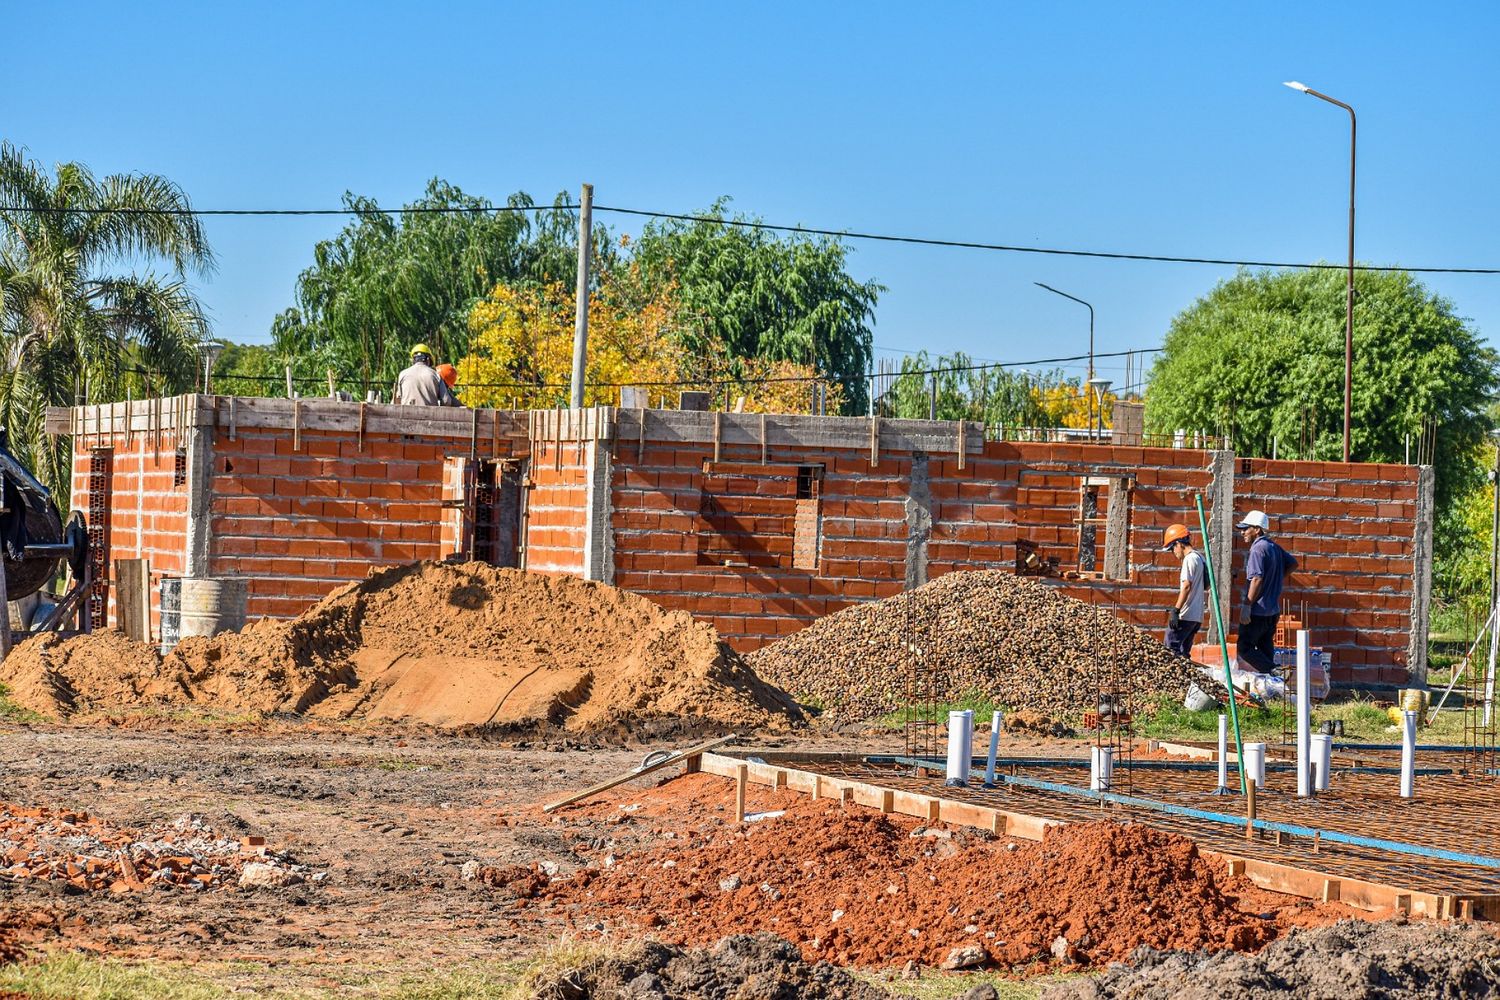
393, 344, 459, 406
1161, 523, 1205, 656
1236, 509, 1297, 674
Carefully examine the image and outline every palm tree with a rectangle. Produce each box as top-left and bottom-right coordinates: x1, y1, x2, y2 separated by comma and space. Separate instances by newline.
0, 141, 212, 503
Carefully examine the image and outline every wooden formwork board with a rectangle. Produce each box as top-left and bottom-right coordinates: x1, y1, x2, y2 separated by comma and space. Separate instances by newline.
697, 751, 1500, 921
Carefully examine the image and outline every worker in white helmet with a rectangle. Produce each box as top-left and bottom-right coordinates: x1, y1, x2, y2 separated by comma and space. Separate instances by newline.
1236, 509, 1297, 673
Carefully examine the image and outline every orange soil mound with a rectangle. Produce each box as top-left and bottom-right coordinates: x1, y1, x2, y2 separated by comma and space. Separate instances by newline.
0, 562, 801, 733
539, 799, 1273, 968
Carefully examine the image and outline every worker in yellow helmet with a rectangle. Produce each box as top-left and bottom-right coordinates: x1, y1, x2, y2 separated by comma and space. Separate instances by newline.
1162, 523, 1205, 656
393, 343, 459, 406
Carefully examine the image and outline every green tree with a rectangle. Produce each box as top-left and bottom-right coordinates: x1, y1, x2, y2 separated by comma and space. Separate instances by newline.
0, 141, 211, 500
882, 351, 1065, 431
279, 181, 606, 393
1145, 267, 1498, 574
630, 200, 881, 414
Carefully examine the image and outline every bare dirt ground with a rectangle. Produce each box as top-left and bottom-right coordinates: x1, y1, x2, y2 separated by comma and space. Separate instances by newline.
0, 720, 1367, 996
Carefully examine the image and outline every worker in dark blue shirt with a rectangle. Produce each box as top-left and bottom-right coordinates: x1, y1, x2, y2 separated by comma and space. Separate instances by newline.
1236, 509, 1297, 674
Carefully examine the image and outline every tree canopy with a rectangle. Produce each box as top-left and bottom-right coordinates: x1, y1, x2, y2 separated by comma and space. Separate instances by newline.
273, 181, 599, 392
0, 141, 212, 499
1146, 267, 1499, 576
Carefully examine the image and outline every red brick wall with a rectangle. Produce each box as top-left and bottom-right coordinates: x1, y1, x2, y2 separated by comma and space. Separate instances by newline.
70, 433, 188, 634
524, 436, 590, 577
1237, 458, 1421, 685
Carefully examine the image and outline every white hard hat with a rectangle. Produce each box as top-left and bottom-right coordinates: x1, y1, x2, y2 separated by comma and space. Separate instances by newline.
1236, 509, 1271, 531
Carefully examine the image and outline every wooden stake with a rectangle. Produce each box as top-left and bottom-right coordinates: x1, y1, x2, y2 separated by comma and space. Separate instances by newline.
1245, 780, 1257, 839
292, 399, 302, 452
734, 764, 748, 823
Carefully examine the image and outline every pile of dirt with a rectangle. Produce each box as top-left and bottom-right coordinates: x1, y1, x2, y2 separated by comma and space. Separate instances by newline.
522, 934, 893, 999
0, 562, 802, 733
1044, 918, 1500, 999
534, 798, 1273, 969
747, 571, 1199, 724
0, 803, 313, 893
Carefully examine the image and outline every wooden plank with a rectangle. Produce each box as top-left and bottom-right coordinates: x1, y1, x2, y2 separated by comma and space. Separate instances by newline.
113, 559, 150, 643
542, 734, 737, 813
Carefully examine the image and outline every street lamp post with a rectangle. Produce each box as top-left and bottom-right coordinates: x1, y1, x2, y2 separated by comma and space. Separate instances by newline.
1284, 80, 1356, 463
1034, 282, 1095, 436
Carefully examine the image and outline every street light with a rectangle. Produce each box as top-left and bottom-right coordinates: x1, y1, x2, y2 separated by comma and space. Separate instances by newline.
1035, 282, 1096, 434
196, 341, 225, 394
1087, 376, 1112, 443
1284, 80, 1356, 463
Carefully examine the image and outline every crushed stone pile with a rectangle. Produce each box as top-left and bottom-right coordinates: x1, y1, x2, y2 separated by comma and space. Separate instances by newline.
0, 804, 313, 893
531, 797, 1272, 969
748, 571, 1200, 724
0, 561, 803, 733
521, 934, 892, 1000
1044, 918, 1500, 1000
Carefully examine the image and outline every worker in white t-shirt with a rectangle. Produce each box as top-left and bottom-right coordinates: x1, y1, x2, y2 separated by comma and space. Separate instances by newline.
1162, 523, 1206, 656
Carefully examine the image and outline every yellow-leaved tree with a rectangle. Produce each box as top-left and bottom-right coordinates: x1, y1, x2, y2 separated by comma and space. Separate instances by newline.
1033, 380, 1117, 429
457, 272, 838, 413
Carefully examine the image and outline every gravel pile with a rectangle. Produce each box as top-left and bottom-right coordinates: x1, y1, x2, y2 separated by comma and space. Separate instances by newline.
1043, 918, 1500, 999
748, 571, 1199, 724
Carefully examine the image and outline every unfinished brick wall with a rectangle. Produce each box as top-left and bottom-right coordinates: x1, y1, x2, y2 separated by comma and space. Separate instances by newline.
50, 398, 1433, 689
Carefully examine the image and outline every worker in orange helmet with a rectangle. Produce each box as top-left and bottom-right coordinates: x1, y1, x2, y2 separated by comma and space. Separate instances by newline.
1162, 523, 1206, 656
436, 363, 459, 390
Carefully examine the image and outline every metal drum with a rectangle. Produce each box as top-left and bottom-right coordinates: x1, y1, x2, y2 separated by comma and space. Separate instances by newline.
178, 577, 247, 640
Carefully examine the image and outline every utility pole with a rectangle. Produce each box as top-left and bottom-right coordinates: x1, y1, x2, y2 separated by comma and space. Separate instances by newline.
569, 183, 594, 410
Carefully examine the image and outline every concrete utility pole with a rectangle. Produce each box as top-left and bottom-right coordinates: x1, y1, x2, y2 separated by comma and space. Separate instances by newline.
1284, 82, 1356, 462
569, 183, 594, 410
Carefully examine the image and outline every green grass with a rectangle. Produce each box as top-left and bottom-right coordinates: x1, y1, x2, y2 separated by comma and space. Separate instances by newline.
0, 682, 47, 724
877, 691, 1009, 730
857, 969, 1076, 998
1141, 692, 1470, 746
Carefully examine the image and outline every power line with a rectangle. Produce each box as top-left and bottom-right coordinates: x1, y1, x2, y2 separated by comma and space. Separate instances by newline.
4, 200, 1497, 274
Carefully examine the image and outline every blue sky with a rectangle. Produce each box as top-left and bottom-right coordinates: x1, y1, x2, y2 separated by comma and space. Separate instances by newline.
6, 2, 1498, 388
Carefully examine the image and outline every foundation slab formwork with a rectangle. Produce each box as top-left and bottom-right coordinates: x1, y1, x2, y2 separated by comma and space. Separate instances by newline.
698, 750, 1500, 922
50, 395, 1432, 689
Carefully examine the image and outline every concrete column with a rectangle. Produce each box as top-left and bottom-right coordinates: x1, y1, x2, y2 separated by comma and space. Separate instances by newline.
1205, 449, 1236, 644
1406, 465, 1435, 685
183, 395, 215, 579
581, 434, 615, 584
904, 452, 932, 591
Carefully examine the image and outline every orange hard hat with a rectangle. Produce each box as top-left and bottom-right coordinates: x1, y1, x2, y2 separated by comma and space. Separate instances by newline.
1161, 523, 1191, 550
436, 363, 458, 388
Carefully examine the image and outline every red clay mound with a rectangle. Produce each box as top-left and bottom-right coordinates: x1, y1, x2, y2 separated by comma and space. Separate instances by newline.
537, 796, 1273, 969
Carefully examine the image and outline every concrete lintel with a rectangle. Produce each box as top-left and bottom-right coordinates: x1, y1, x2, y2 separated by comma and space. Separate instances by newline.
614, 408, 984, 456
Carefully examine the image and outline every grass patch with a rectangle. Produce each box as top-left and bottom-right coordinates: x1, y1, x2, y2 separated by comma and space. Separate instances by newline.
878, 692, 1009, 730
0, 682, 47, 724
1141, 692, 1469, 745
0, 954, 265, 999
859, 969, 1076, 998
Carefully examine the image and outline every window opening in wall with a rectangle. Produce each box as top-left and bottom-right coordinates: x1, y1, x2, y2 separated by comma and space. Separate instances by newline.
1075, 475, 1133, 582
792, 465, 824, 571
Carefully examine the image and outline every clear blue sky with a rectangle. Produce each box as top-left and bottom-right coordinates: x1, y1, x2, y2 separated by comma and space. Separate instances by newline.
6, 2, 1499, 389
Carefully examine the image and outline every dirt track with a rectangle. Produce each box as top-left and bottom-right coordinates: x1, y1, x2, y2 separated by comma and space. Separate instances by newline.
0, 720, 869, 991
0, 720, 1380, 995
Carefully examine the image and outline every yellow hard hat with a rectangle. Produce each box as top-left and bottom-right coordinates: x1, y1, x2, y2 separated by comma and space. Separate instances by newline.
411, 343, 433, 358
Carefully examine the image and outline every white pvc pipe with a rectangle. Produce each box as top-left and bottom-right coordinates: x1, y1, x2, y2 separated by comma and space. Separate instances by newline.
1242, 742, 1266, 788
1400, 710, 1417, 799
1216, 713, 1228, 791
1311, 733, 1333, 791
1090, 746, 1114, 791
945, 710, 973, 787
983, 710, 1003, 785
1296, 630, 1312, 797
